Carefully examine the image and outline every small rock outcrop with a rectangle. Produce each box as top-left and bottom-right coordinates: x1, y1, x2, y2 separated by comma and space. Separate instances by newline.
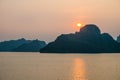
117, 35, 120, 43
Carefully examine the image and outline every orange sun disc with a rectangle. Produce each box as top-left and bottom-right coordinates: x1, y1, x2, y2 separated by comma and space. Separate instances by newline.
77, 23, 82, 27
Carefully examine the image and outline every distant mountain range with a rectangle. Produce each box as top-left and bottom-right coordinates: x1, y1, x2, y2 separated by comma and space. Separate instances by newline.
40, 24, 120, 53
0, 24, 120, 53
0, 38, 46, 52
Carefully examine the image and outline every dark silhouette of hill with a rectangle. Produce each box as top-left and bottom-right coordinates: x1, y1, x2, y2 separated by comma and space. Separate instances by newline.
13, 40, 46, 52
0, 38, 46, 52
117, 35, 120, 43
40, 24, 120, 53
0, 38, 30, 51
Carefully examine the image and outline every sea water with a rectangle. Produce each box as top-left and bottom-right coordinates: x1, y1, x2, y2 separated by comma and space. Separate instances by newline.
0, 52, 120, 80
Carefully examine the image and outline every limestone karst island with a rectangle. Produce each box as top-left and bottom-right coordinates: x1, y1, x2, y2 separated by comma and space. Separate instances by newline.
40, 24, 120, 53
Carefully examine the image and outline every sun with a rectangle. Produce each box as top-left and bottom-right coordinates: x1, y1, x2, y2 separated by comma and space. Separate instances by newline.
77, 23, 82, 28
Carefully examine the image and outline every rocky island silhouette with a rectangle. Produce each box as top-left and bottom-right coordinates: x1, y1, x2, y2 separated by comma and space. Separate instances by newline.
40, 24, 120, 53
0, 38, 46, 52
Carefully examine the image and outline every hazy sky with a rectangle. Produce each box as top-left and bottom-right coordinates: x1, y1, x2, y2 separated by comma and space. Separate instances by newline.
0, 0, 120, 42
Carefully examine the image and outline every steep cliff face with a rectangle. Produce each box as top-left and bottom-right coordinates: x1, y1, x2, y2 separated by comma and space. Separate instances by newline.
40, 24, 120, 53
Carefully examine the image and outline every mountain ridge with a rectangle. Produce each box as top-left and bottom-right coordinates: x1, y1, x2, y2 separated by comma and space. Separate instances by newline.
0, 38, 46, 52
40, 24, 120, 53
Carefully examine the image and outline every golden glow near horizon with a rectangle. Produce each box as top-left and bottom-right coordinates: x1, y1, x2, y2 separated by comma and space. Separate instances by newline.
0, 0, 120, 42
72, 58, 87, 80
77, 23, 82, 27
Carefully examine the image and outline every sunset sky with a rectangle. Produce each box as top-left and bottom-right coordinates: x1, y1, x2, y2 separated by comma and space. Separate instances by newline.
0, 0, 120, 42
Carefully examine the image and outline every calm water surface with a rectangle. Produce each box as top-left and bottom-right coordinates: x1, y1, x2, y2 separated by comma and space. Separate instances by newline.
0, 52, 120, 80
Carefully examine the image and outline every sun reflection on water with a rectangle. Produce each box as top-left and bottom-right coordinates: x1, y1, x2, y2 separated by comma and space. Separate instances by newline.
72, 58, 87, 80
